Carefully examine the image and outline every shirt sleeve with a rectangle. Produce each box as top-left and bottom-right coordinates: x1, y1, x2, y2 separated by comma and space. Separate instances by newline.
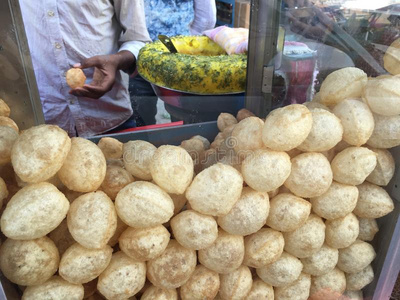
190, 0, 217, 35
113, 0, 152, 60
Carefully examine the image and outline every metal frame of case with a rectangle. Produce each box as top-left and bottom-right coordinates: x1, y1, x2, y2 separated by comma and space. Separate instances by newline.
0, 0, 45, 130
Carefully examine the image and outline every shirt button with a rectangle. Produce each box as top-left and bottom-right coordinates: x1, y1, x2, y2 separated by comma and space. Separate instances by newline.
70, 99, 75, 104
55, 42, 62, 49
47, 11, 55, 17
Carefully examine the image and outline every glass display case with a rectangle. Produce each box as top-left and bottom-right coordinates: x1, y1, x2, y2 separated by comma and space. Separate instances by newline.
0, 0, 399, 299
246, 1, 400, 298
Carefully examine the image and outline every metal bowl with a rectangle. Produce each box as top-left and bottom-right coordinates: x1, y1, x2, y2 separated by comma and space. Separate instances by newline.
150, 83, 245, 113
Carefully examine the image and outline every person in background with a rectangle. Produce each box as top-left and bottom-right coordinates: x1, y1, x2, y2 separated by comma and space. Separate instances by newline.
20, 0, 152, 137
130, 0, 217, 126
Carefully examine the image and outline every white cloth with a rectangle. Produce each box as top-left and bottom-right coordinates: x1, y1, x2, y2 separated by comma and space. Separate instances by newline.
19, 0, 151, 137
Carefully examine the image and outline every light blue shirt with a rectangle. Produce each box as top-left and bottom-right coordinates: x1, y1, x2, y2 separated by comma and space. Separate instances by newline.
20, 0, 151, 137
144, 0, 217, 41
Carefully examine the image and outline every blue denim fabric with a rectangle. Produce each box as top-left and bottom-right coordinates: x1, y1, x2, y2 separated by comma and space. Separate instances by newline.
144, 0, 194, 41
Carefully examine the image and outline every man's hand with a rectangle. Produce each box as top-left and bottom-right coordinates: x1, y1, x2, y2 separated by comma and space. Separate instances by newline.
70, 50, 135, 99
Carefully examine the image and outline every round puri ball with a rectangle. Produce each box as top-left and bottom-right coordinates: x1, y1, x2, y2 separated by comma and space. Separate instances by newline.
354, 182, 394, 218
191, 135, 210, 150
0, 125, 18, 165
262, 104, 312, 151
217, 113, 238, 131
68, 191, 117, 249
367, 113, 400, 148
274, 272, 311, 300
266, 193, 311, 232
180, 138, 205, 161
98, 137, 123, 159
11, 124, 71, 183
301, 244, 338, 276
283, 214, 326, 258
337, 240, 376, 274
326, 213, 359, 249
100, 165, 134, 200
115, 181, 174, 228
97, 251, 146, 299
297, 108, 343, 152
332, 99, 374, 146
48, 219, 75, 256
58, 137, 106, 192
284, 153, 332, 198
366, 148, 395, 186
364, 76, 400, 116
358, 217, 379, 241
244, 228, 284, 268
0, 116, 18, 133
242, 149, 291, 192
231, 116, 264, 155
119, 225, 170, 261
198, 229, 244, 274
331, 147, 377, 186
0, 237, 59, 286
123, 140, 156, 180
217, 187, 269, 236
236, 108, 255, 122
246, 279, 274, 300
346, 265, 374, 291
384, 38, 400, 74
59, 243, 112, 284
256, 252, 303, 287
66, 68, 86, 89
319, 67, 367, 107
1, 182, 69, 239
149, 145, 194, 194
309, 268, 346, 300
219, 265, 253, 300
142, 285, 177, 300
147, 240, 197, 289
311, 182, 358, 220
0, 99, 10, 117
22, 276, 84, 300
186, 163, 243, 216
171, 210, 218, 250
180, 265, 220, 300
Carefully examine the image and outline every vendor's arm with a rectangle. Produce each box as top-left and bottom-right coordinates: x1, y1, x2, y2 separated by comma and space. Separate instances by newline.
190, 0, 217, 35
70, 0, 151, 99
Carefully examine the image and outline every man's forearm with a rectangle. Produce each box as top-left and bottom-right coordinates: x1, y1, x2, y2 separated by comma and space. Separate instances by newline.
116, 50, 136, 73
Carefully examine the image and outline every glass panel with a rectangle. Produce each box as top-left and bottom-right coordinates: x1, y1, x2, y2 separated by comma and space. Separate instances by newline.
247, 0, 400, 115
0, 0, 44, 130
